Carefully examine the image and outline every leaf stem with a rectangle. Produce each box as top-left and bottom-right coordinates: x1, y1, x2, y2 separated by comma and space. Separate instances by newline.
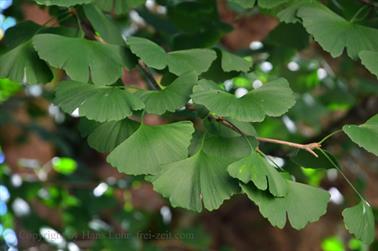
350, 5, 369, 23
319, 129, 343, 144
318, 148, 366, 202
137, 63, 161, 90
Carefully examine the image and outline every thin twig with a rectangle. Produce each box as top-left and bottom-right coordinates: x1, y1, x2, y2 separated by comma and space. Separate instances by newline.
137, 63, 161, 90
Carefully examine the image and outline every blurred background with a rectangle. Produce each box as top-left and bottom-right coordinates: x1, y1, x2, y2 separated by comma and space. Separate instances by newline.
0, 0, 378, 250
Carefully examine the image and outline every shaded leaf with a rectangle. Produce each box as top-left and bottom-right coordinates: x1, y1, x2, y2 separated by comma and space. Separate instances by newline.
137, 71, 197, 114
95, 0, 144, 15
55, 80, 144, 122
191, 78, 296, 122
242, 181, 330, 229
343, 114, 378, 156
291, 149, 339, 169
228, 150, 288, 196
221, 50, 251, 72
33, 34, 125, 85
342, 201, 375, 245
167, 49, 216, 75
35, 0, 93, 7
107, 121, 194, 175
359, 51, 378, 79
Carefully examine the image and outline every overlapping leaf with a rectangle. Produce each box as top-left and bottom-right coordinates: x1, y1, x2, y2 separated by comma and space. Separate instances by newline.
342, 201, 375, 245
221, 50, 251, 72
298, 3, 378, 59
87, 119, 139, 153
55, 80, 144, 122
343, 114, 378, 156
107, 121, 194, 175
35, 0, 93, 7
191, 78, 296, 122
242, 181, 330, 229
33, 34, 125, 85
126, 37, 216, 75
228, 150, 288, 196
137, 71, 197, 114
153, 147, 239, 212
0, 42, 52, 84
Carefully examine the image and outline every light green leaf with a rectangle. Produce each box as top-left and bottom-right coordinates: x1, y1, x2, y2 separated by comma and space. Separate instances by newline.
55, 80, 144, 122
33, 34, 125, 85
221, 50, 251, 72
35, 0, 93, 6
342, 201, 375, 245
241, 181, 330, 229
107, 121, 194, 175
167, 49, 217, 75
277, 0, 312, 23
228, 150, 288, 196
153, 148, 239, 212
359, 51, 378, 79
83, 4, 124, 45
228, 0, 255, 8
343, 114, 378, 156
52, 157, 77, 175
297, 3, 378, 59
0, 42, 52, 84
127, 37, 168, 70
137, 71, 197, 114
87, 119, 139, 153
191, 78, 296, 122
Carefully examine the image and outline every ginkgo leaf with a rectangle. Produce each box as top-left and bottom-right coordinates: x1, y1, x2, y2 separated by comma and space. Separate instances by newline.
95, 0, 144, 15
35, 0, 93, 7
153, 148, 239, 212
55, 80, 144, 122
229, 0, 288, 9
297, 3, 378, 59
191, 78, 296, 122
126, 36, 168, 70
87, 119, 139, 153
343, 114, 378, 156
137, 71, 197, 114
167, 49, 216, 75
342, 201, 375, 245
359, 51, 378, 79
228, 150, 288, 197
33, 34, 125, 85
221, 50, 251, 72
107, 121, 194, 175
0, 42, 52, 84
241, 181, 330, 229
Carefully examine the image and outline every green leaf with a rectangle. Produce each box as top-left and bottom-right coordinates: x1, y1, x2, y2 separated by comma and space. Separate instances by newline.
343, 114, 378, 156
35, 0, 93, 7
167, 49, 217, 75
126, 37, 168, 70
359, 51, 378, 79
0, 42, 52, 84
137, 71, 197, 114
153, 147, 239, 212
221, 50, 251, 72
33, 34, 125, 85
83, 4, 124, 45
52, 157, 77, 175
191, 78, 296, 122
55, 80, 144, 122
342, 201, 375, 244
228, 150, 288, 197
291, 149, 339, 169
297, 3, 378, 59
95, 0, 144, 15
107, 121, 194, 175
87, 119, 139, 153
241, 181, 330, 229
228, 0, 288, 9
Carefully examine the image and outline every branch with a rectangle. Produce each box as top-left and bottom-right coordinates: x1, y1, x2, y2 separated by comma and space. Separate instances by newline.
212, 115, 321, 157
137, 62, 161, 90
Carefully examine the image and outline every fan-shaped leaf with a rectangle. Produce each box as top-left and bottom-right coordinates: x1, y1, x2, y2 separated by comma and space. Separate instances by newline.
55, 80, 144, 122
191, 78, 296, 122
228, 150, 288, 196
343, 114, 378, 156
242, 181, 330, 229
0, 42, 52, 84
221, 50, 251, 72
167, 49, 216, 75
298, 3, 378, 59
35, 0, 93, 7
107, 121, 194, 175
33, 34, 125, 85
87, 119, 139, 153
342, 201, 375, 245
359, 51, 378, 79
153, 148, 239, 212
137, 71, 197, 114
95, 0, 144, 15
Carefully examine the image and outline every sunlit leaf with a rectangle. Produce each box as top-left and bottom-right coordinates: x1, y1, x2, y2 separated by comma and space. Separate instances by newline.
35, 0, 93, 7
221, 50, 251, 72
